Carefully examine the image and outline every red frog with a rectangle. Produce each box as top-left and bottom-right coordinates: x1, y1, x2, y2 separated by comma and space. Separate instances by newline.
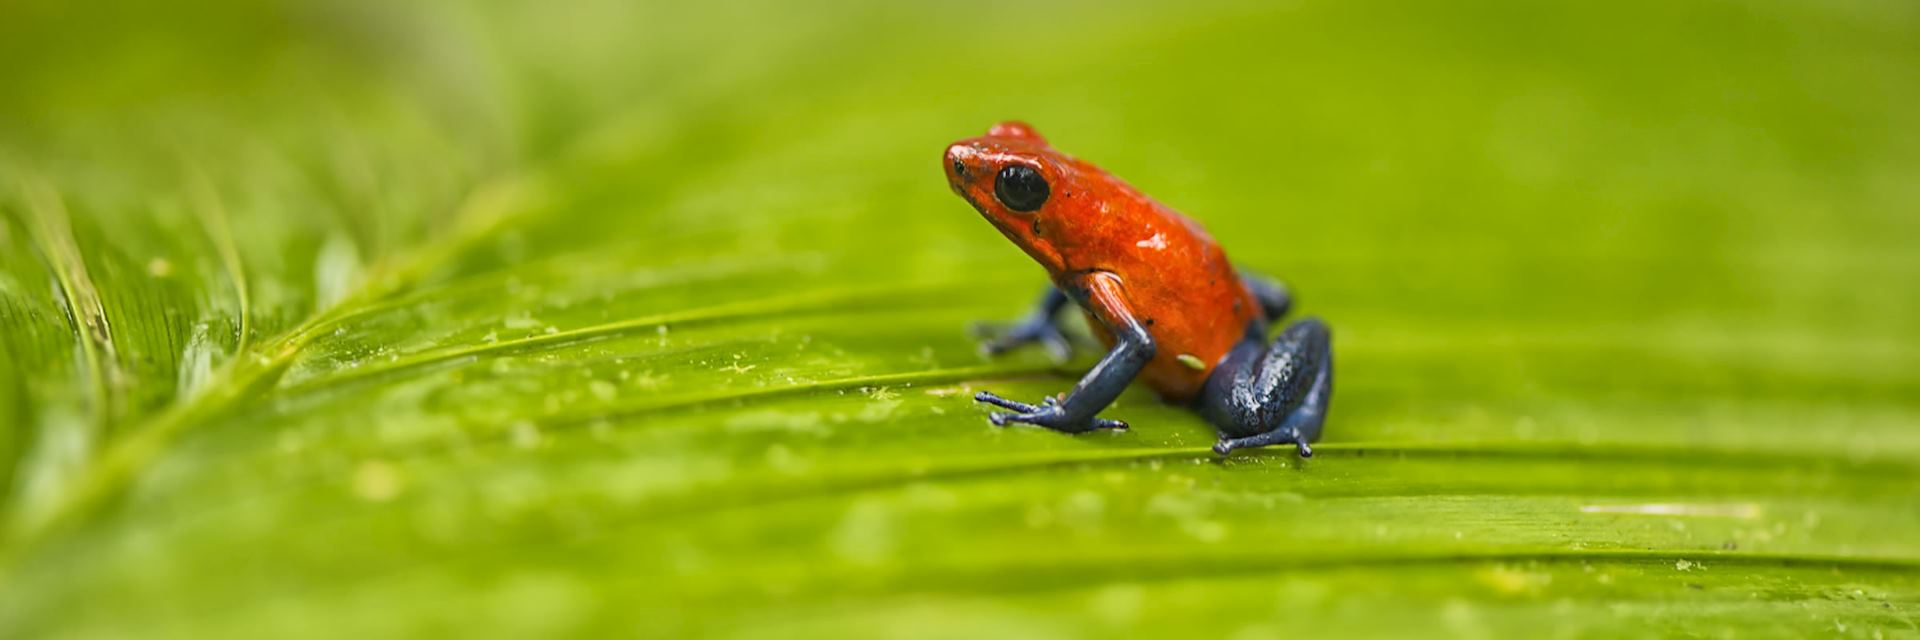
944, 121, 1332, 457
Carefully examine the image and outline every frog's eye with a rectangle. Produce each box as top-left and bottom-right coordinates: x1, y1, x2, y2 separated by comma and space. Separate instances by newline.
994, 164, 1049, 212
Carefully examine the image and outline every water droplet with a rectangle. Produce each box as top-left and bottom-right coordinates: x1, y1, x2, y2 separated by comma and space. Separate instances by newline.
352, 460, 405, 502
588, 380, 617, 401
511, 421, 542, 449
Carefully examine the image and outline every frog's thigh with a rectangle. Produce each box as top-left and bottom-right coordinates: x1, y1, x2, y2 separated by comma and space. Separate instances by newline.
1197, 318, 1332, 446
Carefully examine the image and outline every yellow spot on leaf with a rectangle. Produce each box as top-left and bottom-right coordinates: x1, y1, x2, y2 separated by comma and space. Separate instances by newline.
352, 460, 405, 502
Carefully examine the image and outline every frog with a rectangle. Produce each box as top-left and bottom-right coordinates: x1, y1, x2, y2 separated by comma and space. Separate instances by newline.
943, 121, 1333, 457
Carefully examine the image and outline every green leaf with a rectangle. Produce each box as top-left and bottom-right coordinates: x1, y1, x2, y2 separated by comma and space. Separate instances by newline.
3, 0, 1917, 637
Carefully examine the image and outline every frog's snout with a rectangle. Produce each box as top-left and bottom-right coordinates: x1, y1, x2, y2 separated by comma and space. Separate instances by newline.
944, 143, 977, 185
944, 143, 990, 210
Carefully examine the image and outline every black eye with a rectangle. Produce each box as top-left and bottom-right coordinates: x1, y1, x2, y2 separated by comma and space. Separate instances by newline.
994, 164, 1049, 212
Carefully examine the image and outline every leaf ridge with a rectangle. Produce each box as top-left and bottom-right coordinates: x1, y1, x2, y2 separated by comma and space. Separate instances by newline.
186, 169, 252, 356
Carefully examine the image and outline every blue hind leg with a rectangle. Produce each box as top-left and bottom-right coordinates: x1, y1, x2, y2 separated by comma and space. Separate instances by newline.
1240, 272, 1292, 322
1195, 317, 1333, 458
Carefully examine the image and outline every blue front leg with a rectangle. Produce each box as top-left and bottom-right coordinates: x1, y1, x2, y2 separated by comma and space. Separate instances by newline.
972, 286, 1073, 361
974, 271, 1154, 434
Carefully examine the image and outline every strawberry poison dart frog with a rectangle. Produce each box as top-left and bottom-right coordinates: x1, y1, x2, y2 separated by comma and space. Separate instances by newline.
944, 121, 1333, 457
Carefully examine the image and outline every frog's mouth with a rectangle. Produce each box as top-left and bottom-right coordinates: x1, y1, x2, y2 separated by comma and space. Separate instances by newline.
954, 187, 983, 213
946, 165, 986, 213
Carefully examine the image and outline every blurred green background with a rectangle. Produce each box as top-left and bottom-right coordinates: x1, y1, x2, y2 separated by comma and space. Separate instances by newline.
2, 0, 1917, 637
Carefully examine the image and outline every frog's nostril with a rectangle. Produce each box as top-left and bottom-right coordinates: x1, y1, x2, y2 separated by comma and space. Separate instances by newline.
945, 144, 976, 181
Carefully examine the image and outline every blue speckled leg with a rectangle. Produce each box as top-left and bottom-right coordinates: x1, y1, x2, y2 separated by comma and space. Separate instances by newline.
974, 392, 1129, 432
972, 286, 1072, 361
1195, 317, 1333, 458
972, 273, 1155, 434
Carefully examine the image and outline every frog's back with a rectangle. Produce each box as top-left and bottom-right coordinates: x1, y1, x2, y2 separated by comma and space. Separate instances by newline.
1054, 161, 1261, 401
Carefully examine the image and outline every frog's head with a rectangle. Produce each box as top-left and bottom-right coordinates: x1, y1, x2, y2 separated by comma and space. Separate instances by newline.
944, 121, 1078, 271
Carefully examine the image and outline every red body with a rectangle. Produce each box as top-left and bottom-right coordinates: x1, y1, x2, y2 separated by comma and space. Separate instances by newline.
945, 122, 1262, 401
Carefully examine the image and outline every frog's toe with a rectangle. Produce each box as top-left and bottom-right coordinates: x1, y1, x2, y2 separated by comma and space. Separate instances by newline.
967, 320, 1008, 341
973, 392, 1126, 432
974, 390, 1039, 412
972, 321, 1073, 362
1213, 430, 1313, 458
993, 411, 1127, 432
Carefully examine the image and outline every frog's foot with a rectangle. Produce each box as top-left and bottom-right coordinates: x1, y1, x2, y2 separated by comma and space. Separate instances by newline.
1213, 430, 1313, 458
970, 318, 1073, 362
974, 391, 1127, 432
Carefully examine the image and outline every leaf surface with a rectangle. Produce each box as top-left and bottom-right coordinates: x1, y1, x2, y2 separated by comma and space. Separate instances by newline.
1, 0, 1917, 637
